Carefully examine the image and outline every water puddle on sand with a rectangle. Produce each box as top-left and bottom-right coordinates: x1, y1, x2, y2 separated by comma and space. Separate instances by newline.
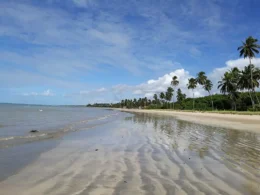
0, 112, 259, 195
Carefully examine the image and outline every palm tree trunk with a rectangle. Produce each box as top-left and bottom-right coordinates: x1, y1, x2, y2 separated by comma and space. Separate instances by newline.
252, 88, 260, 105
230, 93, 235, 111
173, 90, 175, 110
233, 94, 237, 111
208, 91, 213, 110
249, 58, 255, 109
248, 90, 255, 109
192, 89, 195, 110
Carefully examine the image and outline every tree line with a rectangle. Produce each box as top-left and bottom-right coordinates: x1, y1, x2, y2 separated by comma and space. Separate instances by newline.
88, 36, 260, 111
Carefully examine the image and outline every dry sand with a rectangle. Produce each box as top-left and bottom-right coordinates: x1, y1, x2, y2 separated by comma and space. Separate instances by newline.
117, 109, 260, 133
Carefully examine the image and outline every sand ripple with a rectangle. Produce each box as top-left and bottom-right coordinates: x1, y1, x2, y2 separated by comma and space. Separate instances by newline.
0, 113, 260, 195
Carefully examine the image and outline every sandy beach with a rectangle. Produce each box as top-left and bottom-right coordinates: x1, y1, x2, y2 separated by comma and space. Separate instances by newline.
117, 109, 260, 133
0, 110, 260, 195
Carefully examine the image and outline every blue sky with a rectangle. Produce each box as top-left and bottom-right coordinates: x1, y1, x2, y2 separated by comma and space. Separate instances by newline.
1, 0, 260, 105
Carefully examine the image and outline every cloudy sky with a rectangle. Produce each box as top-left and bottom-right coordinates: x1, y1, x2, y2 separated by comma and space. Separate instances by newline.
1, 0, 260, 105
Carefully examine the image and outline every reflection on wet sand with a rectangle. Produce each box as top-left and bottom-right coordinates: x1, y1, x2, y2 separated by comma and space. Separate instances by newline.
0, 112, 260, 195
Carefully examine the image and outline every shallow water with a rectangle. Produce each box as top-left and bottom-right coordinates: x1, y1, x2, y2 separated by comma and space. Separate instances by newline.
0, 104, 118, 148
0, 111, 260, 195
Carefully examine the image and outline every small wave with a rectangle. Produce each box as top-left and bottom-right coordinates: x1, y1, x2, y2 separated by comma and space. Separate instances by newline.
23, 133, 47, 139
0, 134, 47, 142
0, 136, 15, 141
0, 111, 119, 146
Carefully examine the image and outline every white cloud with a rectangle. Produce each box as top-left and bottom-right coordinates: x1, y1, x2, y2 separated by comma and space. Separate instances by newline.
209, 58, 260, 93
79, 90, 89, 95
66, 87, 107, 97
0, 0, 230, 82
96, 87, 107, 92
23, 89, 55, 97
111, 58, 260, 101
42, 89, 55, 96
112, 69, 206, 100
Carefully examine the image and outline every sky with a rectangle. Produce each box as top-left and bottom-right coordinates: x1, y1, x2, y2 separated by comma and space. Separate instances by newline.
1, 0, 260, 105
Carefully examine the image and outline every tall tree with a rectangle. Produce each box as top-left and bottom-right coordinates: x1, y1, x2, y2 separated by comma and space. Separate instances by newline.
133, 98, 137, 108
160, 92, 165, 103
165, 87, 174, 102
238, 64, 260, 107
121, 100, 125, 108
153, 94, 159, 105
176, 88, 186, 102
144, 97, 148, 107
218, 72, 238, 110
204, 79, 214, 110
196, 71, 207, 85
187, 78, 197, 110
171, 76, 179, 109
238, 36, 260, 109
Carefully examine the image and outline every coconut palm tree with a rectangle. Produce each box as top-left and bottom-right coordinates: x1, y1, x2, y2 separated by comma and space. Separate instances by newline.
165, 87, 174, 102
238, 36, 260, 108
204, 79, 214, 110
171, 76, 179, 109
254, 67, 260, 104
160, 92, 165, 103
238, 36, 260, 65
218, 72, 238, 110
196, 71, 207, 85
187, 78, 197, 110
238, 64, 260, 108
153, 94, 158, 103
230, 67, 241, 83
143, 97, 148, 107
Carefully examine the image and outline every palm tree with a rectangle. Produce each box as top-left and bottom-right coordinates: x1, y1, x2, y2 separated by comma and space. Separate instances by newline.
133, 98, 137, 108
238, 36, 260, 108
187, 78, 197, 110
218, 72, 238, 110
238, 64, 260, 108
153, 94, 158, 105
121, 100, 125, 108
160, 92, 165, 103
204, 79, 214, 110
254, 67, 260, 104
171, 76, 179, 109
238, 36, 260, 65
165, 87, 174, 102
144, 97, 148, 107
196, 71, 207, 85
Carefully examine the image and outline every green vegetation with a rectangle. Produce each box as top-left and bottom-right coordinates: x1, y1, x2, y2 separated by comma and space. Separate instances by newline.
110, 92, 260, 111
87, 103, 112, 107
88, 36, 260, 112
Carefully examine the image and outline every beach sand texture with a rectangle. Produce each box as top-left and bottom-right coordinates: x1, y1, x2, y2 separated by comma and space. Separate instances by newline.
0, 112, 260, 195
117, 109, 260, 133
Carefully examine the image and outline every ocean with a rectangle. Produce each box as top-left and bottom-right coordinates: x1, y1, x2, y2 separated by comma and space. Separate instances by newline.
0, 104, 119, 147
0, 104, 122, 181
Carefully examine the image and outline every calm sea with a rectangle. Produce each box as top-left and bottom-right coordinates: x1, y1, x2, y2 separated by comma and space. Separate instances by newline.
0, 104, 121, 180
0, 104, 119, 148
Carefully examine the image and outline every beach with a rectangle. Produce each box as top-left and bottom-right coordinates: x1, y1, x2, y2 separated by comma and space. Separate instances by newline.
117, 109, 260, 133
0, 108, 260, 195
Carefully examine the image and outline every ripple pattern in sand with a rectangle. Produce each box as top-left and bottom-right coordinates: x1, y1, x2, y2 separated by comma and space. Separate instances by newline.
0, 113, 260, 195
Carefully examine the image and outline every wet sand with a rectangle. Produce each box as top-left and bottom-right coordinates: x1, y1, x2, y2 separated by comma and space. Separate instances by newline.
0, 112, 260, 195
117, 109, 260, 133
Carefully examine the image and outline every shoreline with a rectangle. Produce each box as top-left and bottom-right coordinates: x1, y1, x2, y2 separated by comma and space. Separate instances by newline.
1, 110, 260, 194
116, 108, 260, 133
